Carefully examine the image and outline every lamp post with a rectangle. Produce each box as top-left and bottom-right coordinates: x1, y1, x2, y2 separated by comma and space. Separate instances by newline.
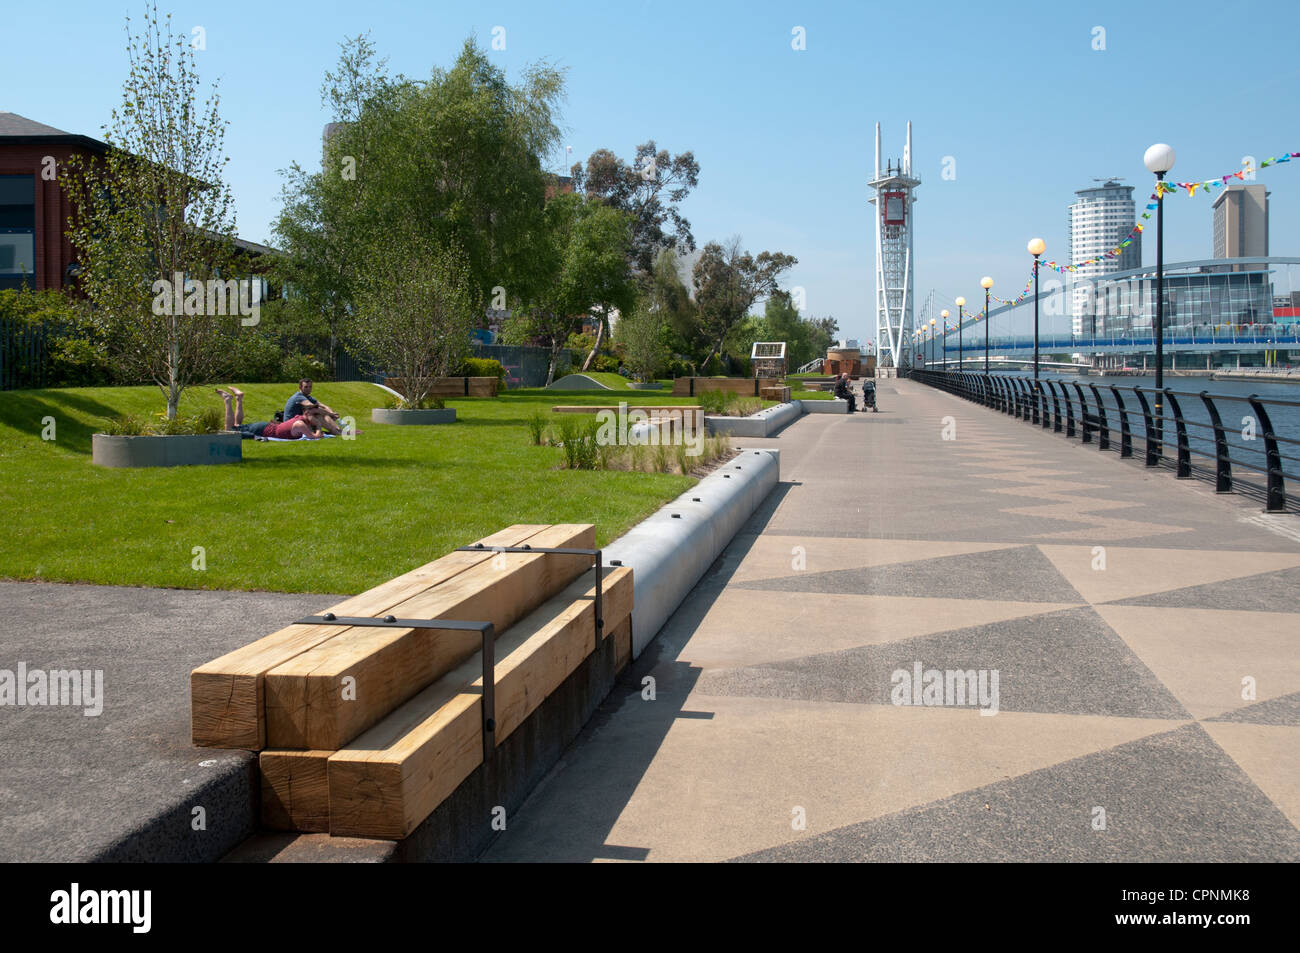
929, 317, 937, 370
1027, 239, 1045, 381
941, 310, 950, 371
1144, 142, 1176, 457
956, 297, 966, 373
1027, 239, 1045, 424
981, 277, 993, 374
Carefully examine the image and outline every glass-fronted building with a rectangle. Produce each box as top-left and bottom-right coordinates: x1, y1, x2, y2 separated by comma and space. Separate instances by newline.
1073, 258, 1297, 336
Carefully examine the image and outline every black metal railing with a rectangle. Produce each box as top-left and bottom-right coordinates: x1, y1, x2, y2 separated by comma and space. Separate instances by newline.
911, 370, 1299, 512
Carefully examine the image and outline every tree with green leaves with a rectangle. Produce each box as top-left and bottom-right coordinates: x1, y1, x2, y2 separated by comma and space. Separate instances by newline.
62, 3, 242, 418
692, 237, 797, 368
271, 34, 392, 377
805, 314, 840, 365
348, 228, 476, 409
273, 35, 567, 360
503, 193, 635, 385
613, 304, 667, 382
569, 141, 699, 368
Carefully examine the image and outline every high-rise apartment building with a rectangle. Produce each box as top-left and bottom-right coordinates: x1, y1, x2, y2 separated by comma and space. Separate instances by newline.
1212, 183, 1269, 264
1068, 179, 1139, 336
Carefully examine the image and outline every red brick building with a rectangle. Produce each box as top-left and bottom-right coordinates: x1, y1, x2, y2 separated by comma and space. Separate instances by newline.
0, 112, 110, 291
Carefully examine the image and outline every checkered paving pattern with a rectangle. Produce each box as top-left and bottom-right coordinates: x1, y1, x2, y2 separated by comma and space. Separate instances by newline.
484, 379, 1300, 862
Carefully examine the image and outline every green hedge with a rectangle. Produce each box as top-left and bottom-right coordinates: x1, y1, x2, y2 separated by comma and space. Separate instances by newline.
459, 356, 506, 382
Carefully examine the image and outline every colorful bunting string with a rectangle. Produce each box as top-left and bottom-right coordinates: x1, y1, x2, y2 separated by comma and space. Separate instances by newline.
918, 149, 1298, 337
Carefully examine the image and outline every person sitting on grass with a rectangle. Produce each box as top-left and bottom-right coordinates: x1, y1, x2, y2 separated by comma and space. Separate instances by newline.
284, 379, 340, 426
218, 387, 327, 440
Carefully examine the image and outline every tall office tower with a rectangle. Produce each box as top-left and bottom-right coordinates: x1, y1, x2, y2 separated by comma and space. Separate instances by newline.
1213, 184, 1269, 267
1068, 179, 1139, 336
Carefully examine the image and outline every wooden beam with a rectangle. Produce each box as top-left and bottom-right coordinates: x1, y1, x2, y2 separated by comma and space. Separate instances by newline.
259, 750, 332, 832
326, 568, 632, 840
262, 524, 596, 751
190, 524, 548, 750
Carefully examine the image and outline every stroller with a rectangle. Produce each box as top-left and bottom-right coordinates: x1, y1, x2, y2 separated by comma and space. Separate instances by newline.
861, 380, 878, 412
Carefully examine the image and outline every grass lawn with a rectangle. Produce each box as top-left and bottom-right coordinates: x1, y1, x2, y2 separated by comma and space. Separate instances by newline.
0, 381, 701, 594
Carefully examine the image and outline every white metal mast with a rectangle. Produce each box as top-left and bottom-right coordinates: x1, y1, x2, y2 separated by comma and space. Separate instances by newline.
868, 122, 920, 369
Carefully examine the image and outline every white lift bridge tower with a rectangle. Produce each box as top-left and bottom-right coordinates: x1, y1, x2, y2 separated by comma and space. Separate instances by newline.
869, 122, 920, 369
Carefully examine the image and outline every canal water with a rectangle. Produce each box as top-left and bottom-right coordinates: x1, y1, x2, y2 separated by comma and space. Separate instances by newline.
983, 371, 1300, 482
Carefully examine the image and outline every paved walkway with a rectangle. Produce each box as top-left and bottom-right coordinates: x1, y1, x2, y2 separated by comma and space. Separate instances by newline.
484, 377, 1300, 862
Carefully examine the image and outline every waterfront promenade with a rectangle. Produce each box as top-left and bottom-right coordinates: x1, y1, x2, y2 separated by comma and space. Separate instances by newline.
484, 377, 1300, 862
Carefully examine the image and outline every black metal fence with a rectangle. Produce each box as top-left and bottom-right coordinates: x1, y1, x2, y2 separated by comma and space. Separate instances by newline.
470, 344, 571, 389
0, 315, 55, 390
911, 370, 1300, 513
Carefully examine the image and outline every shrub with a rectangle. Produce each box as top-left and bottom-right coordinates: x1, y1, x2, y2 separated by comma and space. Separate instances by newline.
596, 431, 619, 470
99, 413, 148, 436
382, 392, 445, 410
701, 353, 725, 377
192, 407, 224, 434
0, 288, 115, 388
573, 417, 599, 470
555, 414, 583, 468
229, 331, 285, 383
674, 440, 690, 474
697, 389, 727, 415
97, 408, 223, 436
48, 336, 113, 387
526, 409, 548, 445
282, 352, 330, 383
460, 356, 506, 383
653, 442, 671, 473
592, 353, 620, 373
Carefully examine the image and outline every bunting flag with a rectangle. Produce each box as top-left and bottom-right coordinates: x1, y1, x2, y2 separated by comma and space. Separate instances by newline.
931, 149, 1298, 334
1036, 150, 1299, 275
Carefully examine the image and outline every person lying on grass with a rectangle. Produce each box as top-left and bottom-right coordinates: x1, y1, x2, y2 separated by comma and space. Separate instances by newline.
218, 387, 333, 439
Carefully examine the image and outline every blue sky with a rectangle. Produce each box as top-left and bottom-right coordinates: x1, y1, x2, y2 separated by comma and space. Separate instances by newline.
5, 0, 1298, 344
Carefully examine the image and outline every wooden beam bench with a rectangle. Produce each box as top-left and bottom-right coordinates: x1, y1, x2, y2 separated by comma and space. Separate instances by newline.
385, 376, 499, 397
192, 524, 633, 841
671, 377, 783, 397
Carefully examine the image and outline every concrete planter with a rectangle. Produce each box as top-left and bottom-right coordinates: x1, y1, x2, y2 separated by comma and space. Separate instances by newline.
706, 401, 801, 437
92, 432, 242, 469
627, 382, 664, 390
796, 398, 849, 414
371, 408, 457, 425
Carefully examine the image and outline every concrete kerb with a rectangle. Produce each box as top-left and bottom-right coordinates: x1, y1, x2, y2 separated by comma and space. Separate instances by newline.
606, 448, 780, 657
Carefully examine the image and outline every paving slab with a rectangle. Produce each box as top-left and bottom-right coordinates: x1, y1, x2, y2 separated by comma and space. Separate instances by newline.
483, 378, 1300, 862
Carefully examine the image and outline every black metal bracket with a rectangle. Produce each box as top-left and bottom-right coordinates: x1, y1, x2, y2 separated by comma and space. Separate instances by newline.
298, 614, 498, 762
457, 543, 605, 642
